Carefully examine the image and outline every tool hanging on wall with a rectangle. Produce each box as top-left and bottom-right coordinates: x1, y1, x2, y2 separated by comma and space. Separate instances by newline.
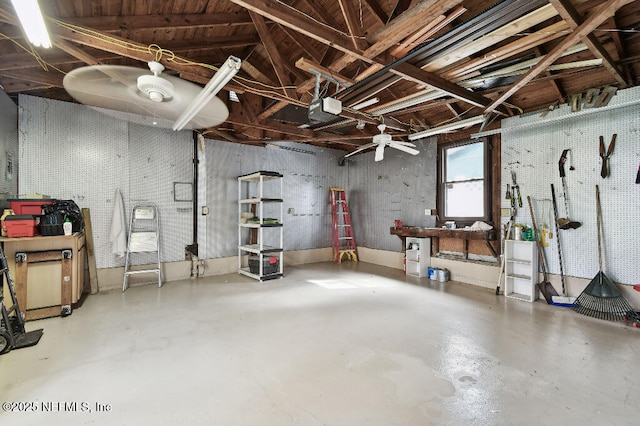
599, 134, 616, 178
557, 149, 581, 229
510, 170, 522, 208
550, 184, 575, 306
505, 183, 515, 209
636, 162, 640, 184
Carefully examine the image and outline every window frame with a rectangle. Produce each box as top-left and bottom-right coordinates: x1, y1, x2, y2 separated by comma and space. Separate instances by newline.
436, 137, 492, 227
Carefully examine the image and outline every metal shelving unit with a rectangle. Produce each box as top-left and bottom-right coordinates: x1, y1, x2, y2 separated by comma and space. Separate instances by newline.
238, 171, 284, 281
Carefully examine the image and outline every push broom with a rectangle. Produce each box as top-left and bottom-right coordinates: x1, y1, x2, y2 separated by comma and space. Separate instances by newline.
571, 185, 634, 320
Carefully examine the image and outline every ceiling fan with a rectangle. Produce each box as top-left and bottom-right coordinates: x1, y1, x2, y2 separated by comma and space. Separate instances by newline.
343, 124, 420, 162
62, 57, 240, 130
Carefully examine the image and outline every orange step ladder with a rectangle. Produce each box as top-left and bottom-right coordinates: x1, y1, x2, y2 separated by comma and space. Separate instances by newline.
330, 188, 358, 263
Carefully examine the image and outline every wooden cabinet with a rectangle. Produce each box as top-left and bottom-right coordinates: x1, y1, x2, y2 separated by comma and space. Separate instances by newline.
1, 233, 86, 320
504, 240, 538, 302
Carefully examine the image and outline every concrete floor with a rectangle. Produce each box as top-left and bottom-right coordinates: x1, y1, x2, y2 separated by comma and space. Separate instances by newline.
1, 261, 639, 425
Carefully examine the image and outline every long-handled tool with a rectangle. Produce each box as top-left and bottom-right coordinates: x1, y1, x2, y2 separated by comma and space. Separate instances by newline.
550, 184, 575, 306
495, 220, 513, 295
557, 149, 581, 229
599, 134, 616, 178
511, 171, 522, 208
572, 185, 634, 320
527, 196, 558, 304
636, 162, 640, 184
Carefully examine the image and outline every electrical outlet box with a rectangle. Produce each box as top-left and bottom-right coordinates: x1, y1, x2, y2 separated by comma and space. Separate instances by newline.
425, 209, 429, 216
202, 206, 209, 215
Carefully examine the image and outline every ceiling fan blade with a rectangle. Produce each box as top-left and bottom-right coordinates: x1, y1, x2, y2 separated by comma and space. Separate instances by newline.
343, 142, 377, 158
374, 143, 385, 161
392, 141, 417, 148
389, 141, 420, 155
63, 64, 229, 129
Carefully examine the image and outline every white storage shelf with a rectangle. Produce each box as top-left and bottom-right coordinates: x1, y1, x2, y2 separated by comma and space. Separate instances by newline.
238, 171, 284, 281
504, 240, 538, 302
405, 237, 430, 278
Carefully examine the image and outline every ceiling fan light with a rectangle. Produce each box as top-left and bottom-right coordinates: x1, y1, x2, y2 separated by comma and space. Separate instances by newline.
11, 0, 51, 48
137, 74, 174, 102
149, 91, 164, 103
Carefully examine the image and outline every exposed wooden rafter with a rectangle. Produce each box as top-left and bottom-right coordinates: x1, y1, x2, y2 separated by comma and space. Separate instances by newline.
485, 0, 635, 113
548, 0, 628, 87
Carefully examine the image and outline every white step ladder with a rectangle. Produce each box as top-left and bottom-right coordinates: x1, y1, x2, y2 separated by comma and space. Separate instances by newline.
122, 204, 161, 292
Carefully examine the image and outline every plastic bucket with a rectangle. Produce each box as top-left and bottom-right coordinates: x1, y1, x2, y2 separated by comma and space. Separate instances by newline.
438, 268, 449, 282
428, 267, 438, 280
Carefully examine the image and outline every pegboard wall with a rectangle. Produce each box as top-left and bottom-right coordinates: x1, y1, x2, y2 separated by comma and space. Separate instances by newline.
17, 95, 194, 269
0, 91, 18, 200
346, 136, 438, 252
202, 139, 348, 258
501, 86, 640, 285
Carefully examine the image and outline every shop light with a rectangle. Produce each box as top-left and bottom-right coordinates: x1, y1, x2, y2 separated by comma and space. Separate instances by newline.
11, 0, 51, 48
173, 56, 241, 131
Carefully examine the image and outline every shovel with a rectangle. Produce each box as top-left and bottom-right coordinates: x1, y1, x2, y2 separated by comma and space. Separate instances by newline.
557, 149, 581, 229
527, 196, 559, 304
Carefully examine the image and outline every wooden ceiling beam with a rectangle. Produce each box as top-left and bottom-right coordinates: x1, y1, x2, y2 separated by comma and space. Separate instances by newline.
423, 4, 559, 72
0, 34, 258, 72
246, 0, 466, 118
533, 46, 566, 105
295, 57, 356, 87
249, 11, 298, 99
485, 0, 634, 113
0, 68, 63, 88
549, 0, 628, 87
362, 0, 388, 27
606, 16, 635, 84
442, 20, 570, 81
277, 24, 324, 64
337, 0, 369, 51
57, 11, 253, 32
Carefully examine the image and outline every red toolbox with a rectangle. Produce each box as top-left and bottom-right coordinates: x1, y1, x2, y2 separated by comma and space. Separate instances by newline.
4, 215, 40, 237
8, 199, 55, 215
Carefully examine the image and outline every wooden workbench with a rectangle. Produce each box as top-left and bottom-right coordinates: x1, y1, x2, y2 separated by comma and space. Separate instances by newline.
390, 226, 497, 259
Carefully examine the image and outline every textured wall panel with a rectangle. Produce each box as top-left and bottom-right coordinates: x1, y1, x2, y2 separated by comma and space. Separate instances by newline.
346, 137, 438, 252
501, 86, 640, 284
0, 91, 18, 201
18, 95, 193, 269
203, 140, 347, 258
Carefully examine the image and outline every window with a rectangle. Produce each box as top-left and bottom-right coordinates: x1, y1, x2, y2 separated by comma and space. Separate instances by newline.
437, 139, 491, 225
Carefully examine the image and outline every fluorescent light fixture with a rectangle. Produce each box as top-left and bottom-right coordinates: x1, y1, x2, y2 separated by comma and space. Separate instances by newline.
372, 90, 443, 115
173, 55, 241, 131
408, 115, 485, 141
11, 0, 51, 48
350, 97, 379, 110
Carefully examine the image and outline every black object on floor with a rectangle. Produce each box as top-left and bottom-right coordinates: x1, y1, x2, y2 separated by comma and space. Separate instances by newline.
0, 245, 44, 355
